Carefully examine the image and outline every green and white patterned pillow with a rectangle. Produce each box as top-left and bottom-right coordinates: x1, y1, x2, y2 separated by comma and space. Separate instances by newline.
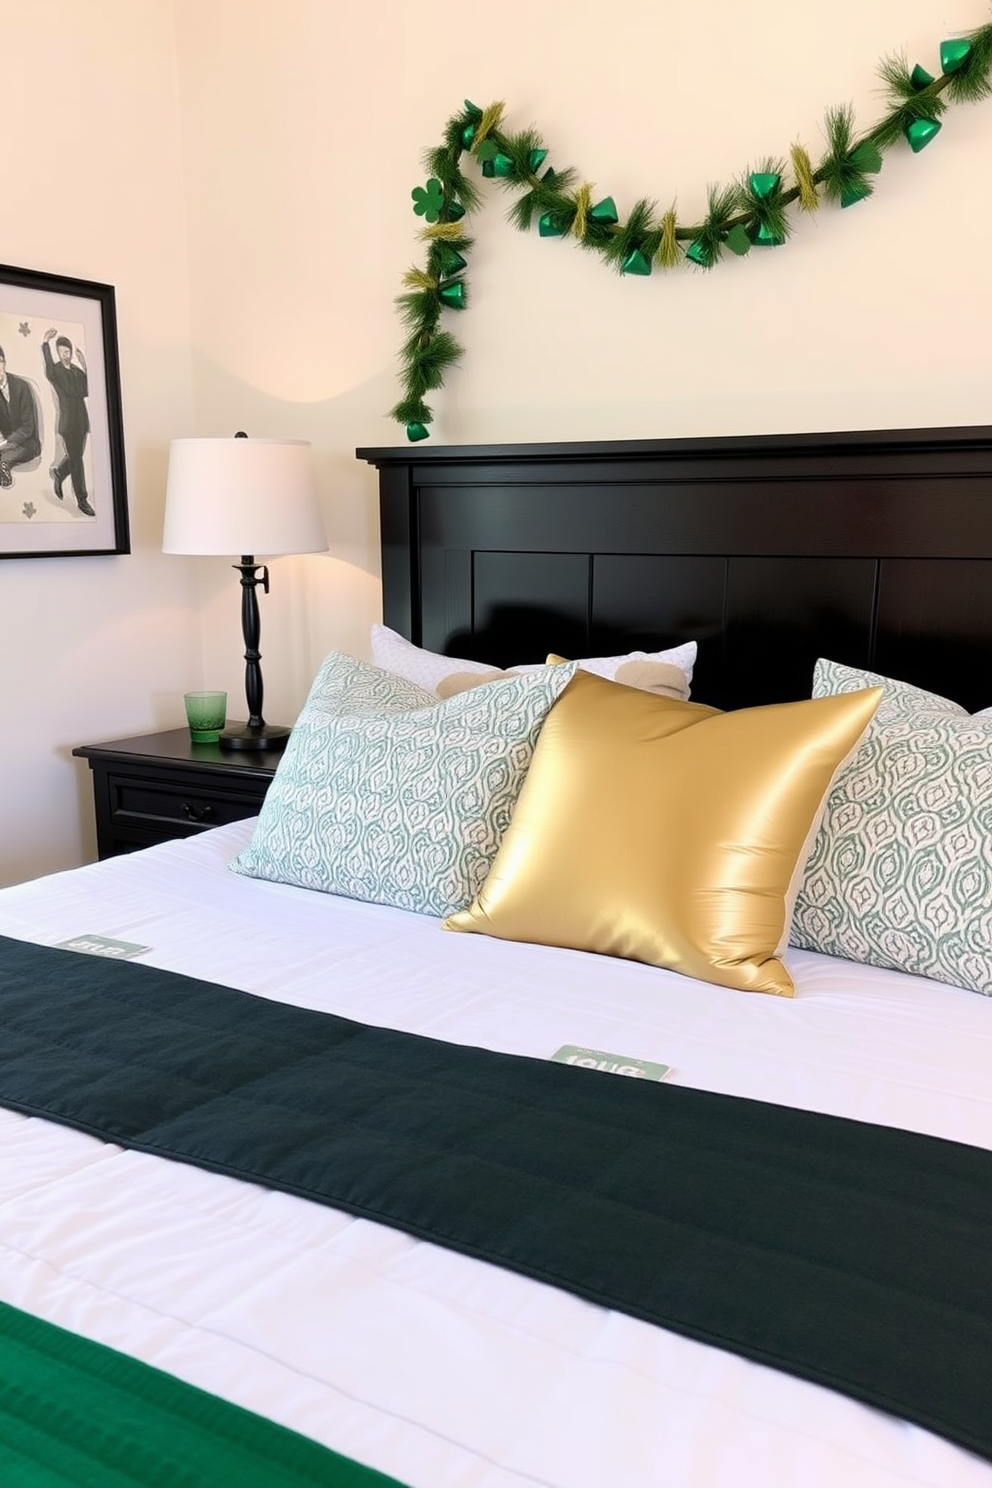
790, 659, 992, 995
230, 650, 578, 917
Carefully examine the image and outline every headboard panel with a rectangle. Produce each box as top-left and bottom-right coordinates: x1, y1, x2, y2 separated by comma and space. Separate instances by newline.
357, 426, 992, 710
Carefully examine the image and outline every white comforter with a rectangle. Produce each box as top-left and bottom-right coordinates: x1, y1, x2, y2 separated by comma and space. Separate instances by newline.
2, 821, 990, 1488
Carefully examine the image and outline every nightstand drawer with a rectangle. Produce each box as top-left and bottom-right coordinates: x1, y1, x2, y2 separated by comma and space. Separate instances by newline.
74, 729, 282, 860
106, 772, 265, 832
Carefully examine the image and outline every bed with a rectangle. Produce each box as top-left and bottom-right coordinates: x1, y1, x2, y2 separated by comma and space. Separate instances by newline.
2, 423, 992, 1488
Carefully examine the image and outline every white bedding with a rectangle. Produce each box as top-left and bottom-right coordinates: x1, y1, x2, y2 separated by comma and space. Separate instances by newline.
2, 820, 990, 1488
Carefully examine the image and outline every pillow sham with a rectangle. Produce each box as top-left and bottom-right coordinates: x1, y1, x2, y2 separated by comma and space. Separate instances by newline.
444, 670, 881, 996
370, 622, 696, 697
791, 659, 992, 995
436, 656, 690, 702
230, 651, 579, 917
436, 669, 515, 699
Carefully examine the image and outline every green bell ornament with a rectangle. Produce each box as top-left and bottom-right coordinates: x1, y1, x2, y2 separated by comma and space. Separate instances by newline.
438, 278, 467, 309
748, 172, 781, 201
685, 240, 711, 267
538, 212, 567, 238
840, 180, 872, 208
437, 245, 468, 275
940, 38, 972, 74
461, 101, 481, 148
481, 152, 515, 178
910, 63, 935, 90
620, 248, 652, 276
446, 201, 466, 222
589, 196, 619, 225
406, 422, 430, 442
528, 148, 548, 173
750, 220, 785, 247
905, 117, 942, 152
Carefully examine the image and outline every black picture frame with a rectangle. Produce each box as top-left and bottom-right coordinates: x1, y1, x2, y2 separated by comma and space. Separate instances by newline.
0, 263, 129, 559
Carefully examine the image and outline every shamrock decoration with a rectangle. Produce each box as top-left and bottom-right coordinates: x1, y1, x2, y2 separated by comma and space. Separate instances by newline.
18, 321, 30, 337
411, 177, 446, 223
22, 502, 36, 519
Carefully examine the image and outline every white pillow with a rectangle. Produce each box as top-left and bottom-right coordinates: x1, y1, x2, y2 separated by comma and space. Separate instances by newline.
370, 623, 696, 696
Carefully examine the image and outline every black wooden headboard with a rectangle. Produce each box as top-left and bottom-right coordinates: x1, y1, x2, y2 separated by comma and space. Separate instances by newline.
357, 426, 992, 711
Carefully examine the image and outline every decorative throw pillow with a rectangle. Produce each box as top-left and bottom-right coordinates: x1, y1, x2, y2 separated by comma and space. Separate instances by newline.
267, 647, 438, 719
230, 651, 579, 917
370, 622, 696, 697
445, 670, 880, 996
791, 660, 992, 995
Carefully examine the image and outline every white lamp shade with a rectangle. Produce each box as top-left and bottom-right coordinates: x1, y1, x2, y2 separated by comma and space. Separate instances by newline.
162, 437, 327, 557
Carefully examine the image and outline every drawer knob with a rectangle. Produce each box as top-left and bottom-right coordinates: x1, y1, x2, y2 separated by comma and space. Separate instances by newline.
180, 801, 216, 824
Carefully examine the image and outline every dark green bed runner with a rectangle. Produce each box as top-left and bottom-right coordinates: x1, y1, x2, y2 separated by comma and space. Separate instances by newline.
3, 934, 992, 1463
0, 1300, 406, 1488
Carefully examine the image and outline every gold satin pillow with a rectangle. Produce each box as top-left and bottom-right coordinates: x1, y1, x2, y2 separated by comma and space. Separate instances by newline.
444, 671, 881, 996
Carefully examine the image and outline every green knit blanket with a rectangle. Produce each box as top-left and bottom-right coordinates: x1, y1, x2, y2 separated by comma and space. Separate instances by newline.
0, 1300, 406, 1488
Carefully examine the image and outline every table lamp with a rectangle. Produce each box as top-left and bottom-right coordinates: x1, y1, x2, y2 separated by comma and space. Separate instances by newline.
162, 433, 327, 751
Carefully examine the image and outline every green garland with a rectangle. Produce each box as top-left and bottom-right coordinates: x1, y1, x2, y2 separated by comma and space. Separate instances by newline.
391, 16, 992, 441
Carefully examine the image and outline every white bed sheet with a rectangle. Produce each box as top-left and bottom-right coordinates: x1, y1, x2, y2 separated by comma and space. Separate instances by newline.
1, 820, 990, 1488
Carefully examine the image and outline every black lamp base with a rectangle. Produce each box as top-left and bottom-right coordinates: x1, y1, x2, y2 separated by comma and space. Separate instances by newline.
219, 723, 291, 752
224, 551, 291, 754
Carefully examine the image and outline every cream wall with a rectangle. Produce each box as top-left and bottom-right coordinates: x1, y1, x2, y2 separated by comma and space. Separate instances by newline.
0, 1, 198, 886
174, 0, 990, 717
2, 0, 989, 884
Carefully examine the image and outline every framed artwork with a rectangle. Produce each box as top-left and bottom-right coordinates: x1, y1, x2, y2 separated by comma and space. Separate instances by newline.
0, 263, 129, 559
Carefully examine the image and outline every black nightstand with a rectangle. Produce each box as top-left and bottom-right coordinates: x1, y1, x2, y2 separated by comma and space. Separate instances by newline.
73, 728, 283, 860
